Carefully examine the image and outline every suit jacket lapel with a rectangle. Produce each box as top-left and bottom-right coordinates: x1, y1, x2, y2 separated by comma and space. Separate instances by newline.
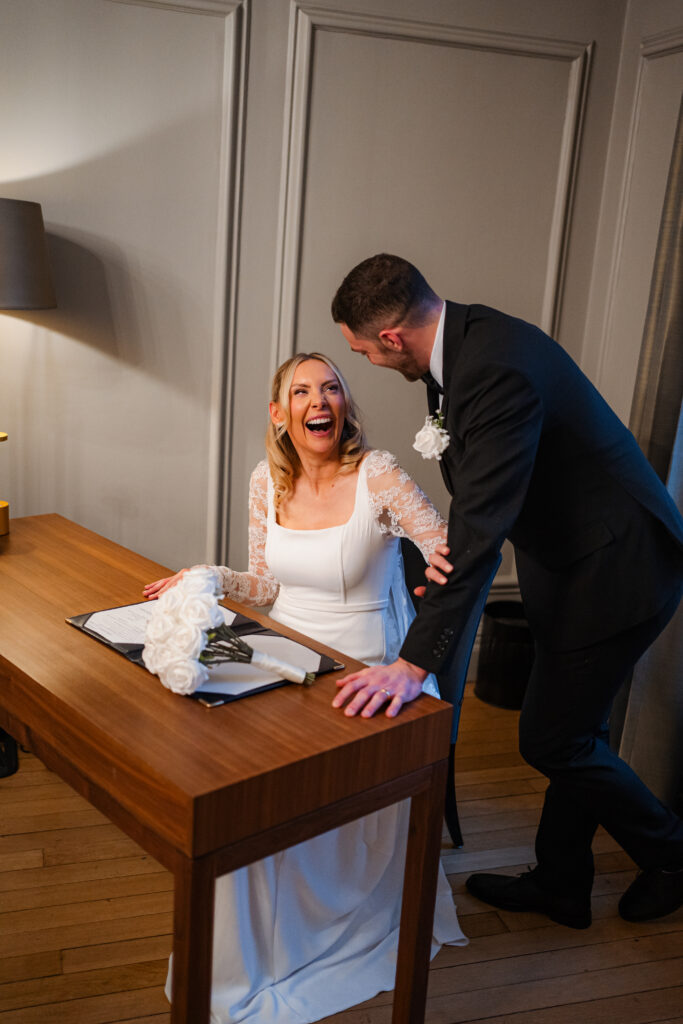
440, 300, 468, 422
437, 301, 468, 495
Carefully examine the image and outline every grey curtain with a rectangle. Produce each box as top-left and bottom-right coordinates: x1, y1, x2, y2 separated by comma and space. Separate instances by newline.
613, 94, 683, 812
617, 407, 683, 810
629, 93, 683, 485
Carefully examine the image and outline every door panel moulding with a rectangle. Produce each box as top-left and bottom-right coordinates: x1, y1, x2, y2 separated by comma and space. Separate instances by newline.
272, 1, 593, 370
106, 0, 249, 563
594, 27, 683, 407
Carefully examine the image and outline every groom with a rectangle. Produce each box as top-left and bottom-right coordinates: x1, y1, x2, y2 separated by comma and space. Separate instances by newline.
331, 253, 683, 928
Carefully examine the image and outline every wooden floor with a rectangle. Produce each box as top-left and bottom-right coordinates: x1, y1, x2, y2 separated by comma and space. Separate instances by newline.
1, 684, 681, 1023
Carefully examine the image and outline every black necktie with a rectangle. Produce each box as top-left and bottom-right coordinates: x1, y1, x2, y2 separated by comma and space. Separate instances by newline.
421, 370, 443, 394
421, 371, 443, 416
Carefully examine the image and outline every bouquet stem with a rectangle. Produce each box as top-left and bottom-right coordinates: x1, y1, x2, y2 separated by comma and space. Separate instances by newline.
201, 625, 315, 685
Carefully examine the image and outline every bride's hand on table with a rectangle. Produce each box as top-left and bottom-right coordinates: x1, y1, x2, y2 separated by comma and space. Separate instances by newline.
142, 568, 190, 600
412, 543, 452, 599
332, 658, 428, 719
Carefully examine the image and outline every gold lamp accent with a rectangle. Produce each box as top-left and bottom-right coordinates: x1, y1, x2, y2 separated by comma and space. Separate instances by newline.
0, 432, 7, 536
0, 198, 57, 536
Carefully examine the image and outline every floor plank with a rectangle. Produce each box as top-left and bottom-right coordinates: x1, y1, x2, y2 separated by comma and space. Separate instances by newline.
0, 986, 170, 1024
0, 873, 173, 915
0, 893, 173, 938
0, 954, 61, 987
0, 962, 166, 1012
0, 913, 173, 959
0, 856, 167, 895
62, 936, 173, 976
0, 851, 43, 875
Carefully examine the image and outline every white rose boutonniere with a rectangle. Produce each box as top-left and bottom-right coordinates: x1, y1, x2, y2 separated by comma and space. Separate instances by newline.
142, 567, 315, 695
413, 411, 449, 460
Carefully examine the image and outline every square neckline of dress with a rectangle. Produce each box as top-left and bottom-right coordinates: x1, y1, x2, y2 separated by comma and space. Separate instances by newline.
272, 452, 370, 533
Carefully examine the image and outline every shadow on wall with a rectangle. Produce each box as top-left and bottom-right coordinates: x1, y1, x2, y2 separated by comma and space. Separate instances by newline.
2, 229, 162, 373
2, 107, 221, 392
1, 218, 206, 397
3, 233, 120, 356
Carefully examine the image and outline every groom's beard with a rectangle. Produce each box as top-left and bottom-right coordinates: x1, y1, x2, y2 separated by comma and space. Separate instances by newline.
380, 348, 425, 382
395, 359, 424, 383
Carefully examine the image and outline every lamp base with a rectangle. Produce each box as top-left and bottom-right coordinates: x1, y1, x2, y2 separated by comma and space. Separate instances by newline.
0, 501, 9, 536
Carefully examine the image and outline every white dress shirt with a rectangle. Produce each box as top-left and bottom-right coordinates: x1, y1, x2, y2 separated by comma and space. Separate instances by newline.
429, 301, 446, 401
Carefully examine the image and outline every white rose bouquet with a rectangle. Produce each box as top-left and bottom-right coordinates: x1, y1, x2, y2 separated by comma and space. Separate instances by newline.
143, 567, 314, 695
413, 411, 449, 461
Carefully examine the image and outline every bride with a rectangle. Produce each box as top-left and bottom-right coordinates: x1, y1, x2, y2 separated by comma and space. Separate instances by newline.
144, 352, 466, 1023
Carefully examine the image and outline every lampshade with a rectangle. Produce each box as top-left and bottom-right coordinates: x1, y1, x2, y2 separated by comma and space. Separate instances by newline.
0, 197, 56, 309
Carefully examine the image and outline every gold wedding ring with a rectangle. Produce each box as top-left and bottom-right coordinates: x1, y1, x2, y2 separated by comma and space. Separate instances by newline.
380, 688, 392, 698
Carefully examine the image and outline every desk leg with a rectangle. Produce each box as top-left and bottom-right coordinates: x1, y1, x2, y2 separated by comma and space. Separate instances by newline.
171, 855, 215, 1024
393, 759, 448, 1023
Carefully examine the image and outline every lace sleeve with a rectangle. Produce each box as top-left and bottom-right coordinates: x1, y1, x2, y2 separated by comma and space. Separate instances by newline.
207, 461, 280, 606
365, 450, 447, 560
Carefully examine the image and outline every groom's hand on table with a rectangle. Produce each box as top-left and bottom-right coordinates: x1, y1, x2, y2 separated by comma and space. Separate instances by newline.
333, 659, 428, 718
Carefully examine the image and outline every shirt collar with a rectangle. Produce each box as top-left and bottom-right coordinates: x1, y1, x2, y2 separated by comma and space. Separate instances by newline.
429, 301, 446, 389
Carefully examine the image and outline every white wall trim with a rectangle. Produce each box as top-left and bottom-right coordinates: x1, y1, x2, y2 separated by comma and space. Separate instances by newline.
271, 1, 593, 368
271, 3, 313, 376
593, 27, 683, 406
207, 1, 250, 564
107, 0, 239, 15
106, 0, 248, 563
540, 41, 593, 337
278, 5, 589, 60
641, 27, 683, 58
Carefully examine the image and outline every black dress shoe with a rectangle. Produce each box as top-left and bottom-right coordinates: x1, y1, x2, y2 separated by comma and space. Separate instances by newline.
466, 870, 592, 929
618, 867, 683, 922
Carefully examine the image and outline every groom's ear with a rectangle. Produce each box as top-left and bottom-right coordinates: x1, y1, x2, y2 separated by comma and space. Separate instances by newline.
378, 328, 404, 352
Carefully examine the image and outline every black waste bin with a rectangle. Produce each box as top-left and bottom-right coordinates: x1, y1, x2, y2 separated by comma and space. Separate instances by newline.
474, 600, 534, 710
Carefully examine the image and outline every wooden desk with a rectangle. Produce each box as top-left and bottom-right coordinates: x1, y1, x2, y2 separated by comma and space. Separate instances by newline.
0, 515, 452, 1023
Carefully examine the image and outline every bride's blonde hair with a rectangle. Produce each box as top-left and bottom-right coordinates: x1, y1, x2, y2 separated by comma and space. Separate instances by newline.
265, 352, 367, 509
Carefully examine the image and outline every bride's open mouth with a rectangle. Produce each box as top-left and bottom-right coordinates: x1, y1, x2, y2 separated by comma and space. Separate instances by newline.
306, 416, 334, 436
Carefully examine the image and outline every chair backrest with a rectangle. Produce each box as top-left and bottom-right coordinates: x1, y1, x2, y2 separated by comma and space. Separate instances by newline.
400, 539, 500, 742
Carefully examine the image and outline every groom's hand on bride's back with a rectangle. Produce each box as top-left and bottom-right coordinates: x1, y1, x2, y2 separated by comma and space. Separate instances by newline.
332, 659, 428, 719
413, 543, 453, 599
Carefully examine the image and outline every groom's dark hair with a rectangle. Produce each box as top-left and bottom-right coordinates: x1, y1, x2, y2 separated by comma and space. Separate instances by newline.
331, 254, 440, 339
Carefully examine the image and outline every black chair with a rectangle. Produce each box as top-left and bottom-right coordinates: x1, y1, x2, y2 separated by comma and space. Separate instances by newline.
0, 728, 18, 778
401, 539, 498, 847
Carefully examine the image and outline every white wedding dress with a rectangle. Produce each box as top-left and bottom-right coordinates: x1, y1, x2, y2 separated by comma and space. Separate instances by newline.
169, 450, 467, 1023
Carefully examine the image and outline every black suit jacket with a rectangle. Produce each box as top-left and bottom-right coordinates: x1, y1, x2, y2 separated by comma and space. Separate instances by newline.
400, 302, 683, 673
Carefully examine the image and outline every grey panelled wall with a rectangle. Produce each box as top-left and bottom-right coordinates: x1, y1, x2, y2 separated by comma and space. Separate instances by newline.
1, 0, 681, 585
0, 0, 244, 568
227, 0, 628, 581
